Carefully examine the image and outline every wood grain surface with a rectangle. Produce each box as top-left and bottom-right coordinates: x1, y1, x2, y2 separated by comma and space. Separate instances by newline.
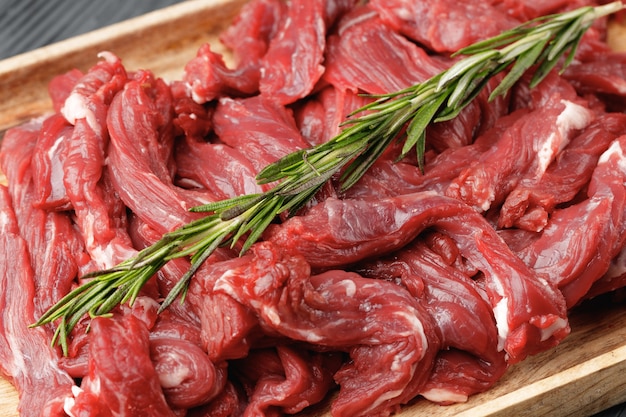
1, 1, 626, 416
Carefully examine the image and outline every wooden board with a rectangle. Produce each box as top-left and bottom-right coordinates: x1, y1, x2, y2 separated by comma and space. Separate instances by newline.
1, 0, 626, 416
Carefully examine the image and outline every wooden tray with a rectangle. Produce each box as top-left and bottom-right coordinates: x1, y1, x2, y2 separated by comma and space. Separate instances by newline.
2, 1, 626, 416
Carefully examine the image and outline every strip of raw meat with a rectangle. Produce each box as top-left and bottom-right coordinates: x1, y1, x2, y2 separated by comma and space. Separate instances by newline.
258, 0, 327, 105
323, 5, 446, 94
0, 121, 90, 315
30, 114, 73, 211
563, 49, 626, 99
265, 192, 569, 362
212, 241, 439, 417
489, 0, 585, 21
0, 184, 76, 417
342, 109, 524, 200
220, 0, 285, 62
212, 95, 310, 173
170, 80, 213, 140
233, 346, 341, 415
369, 0, 520, 53
107, 74, 212, 234
150, 313, 227, 409
48, 68, 84, 113
183, 43, 260, 104
59, 52, 137, 268
518, 135, 626, 307
585, 245, 626, 300
67, 314, 176, 416
498, 113, 626, 231
357, 240, 507, 403
446, 92, 593, 212
186, 381, 248, 417
187, 255, 268, 362
174, 137, 265, 200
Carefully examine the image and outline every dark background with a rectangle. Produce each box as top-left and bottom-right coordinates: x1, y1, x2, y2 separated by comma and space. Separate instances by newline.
1, 0, 625, 416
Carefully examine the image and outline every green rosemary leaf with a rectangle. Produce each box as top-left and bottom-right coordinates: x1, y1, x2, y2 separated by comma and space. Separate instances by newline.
548, 15, 586, 61
401, 92, 449, 160
490, 36, 549, 98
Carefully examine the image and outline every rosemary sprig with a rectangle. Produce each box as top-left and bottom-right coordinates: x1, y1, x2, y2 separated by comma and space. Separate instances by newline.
32, 1, 624, 354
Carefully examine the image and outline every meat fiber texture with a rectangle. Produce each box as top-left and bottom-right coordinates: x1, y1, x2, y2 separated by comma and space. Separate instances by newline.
2, 0, 626, 416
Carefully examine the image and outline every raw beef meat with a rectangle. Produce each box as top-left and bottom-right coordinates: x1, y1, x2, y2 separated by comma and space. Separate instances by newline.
357, 240, 508, 403
369, 0, 520, 52
30, 114, 73, 211
265, 192, 569, 362
2, 1, 626, 416
212, 241, 440, 417
258, 0, 326, 104
0, 183, 76, 417
518, 135, 626, 307
60, 52, 136, 268
446, 89, 593, 212
212, 95, 310, 172
67, 314, 176, 416
106, 72, 211, 234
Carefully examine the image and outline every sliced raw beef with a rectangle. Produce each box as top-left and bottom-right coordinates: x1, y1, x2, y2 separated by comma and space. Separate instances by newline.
369, 0, 520, 53
265, 192, 569, 362
0, 184, 76, 417
67, 314, 176, 416
174, 137, 265, 199
233, 346, 341, 415
59, 52, 136, 268
30, 114, 73, 211
0, 121, 89, 315
107, 72, 211, 234
518, 135, 626, 307
358, 240, 508, 403
212, 95, 310, 172
212, 241, 440, 417
498, 113, 626, 231
149, 313, 227, 409
258, 0, 326, 104
446, 90, 593, 212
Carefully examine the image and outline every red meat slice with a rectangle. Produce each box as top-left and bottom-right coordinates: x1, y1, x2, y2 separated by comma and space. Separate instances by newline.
358, 240, 507, 403
183, 43, 260, 104
30, 114, 73, 211
0, 184, 76, 417
323, 5, 506, 151
0, 122, 89, 315
446, 93, 593, 212
498, 113, 626, 231
258, 0, 326, 104
213, 95, 310, 172
519, 135, 626, 307
48, 68, 84, 113
369, 0, 520, 53
220, 0, 285, 62
211, 241, 439, 417
149, 315, 227, 409
59, 52, 137, 268
233, 346, 340, 415
174, 137, 265, 199
107, 73, 212, 234
68, 314, 176, 416
265, 192, 569, 363
323, 5, 446, 94
488, 0, 581, 21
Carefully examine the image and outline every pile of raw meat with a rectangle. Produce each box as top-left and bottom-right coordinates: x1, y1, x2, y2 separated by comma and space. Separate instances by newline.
2, 0, 626, 416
